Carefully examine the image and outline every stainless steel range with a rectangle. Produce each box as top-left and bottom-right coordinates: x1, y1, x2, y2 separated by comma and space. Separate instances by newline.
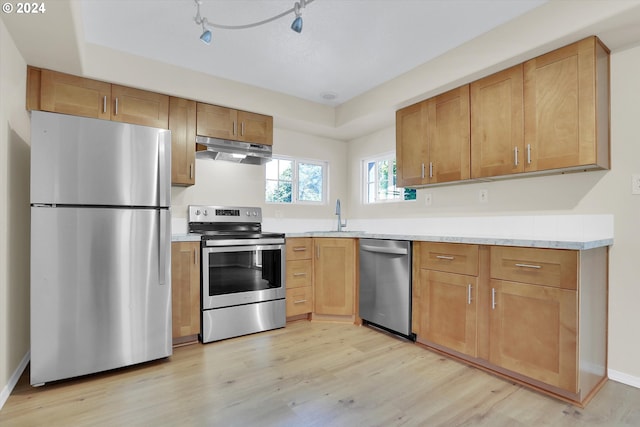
188, 205, 286, 343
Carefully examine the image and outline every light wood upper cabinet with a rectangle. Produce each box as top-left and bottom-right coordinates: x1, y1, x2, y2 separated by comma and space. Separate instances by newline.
169, 97, 196, 186
196, 103, 273, 146
34, 68, 169, 129
396, 85, 470, 187
524, 36, 609, 172
110, 85, 169, 129
471, 64, 524, 178
428, 85, 471, 184
171, 241, 201, 344
313, 238, 356, 316
40, 69, 112, 120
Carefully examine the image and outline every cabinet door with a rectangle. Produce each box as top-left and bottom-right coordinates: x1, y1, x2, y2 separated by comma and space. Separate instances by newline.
171, 242, 201, 340
40, 69, 111, 120
524, 36, 608, 172
471, 65, 524, 178
196, 103, 237, 140
169, 97, 196, 186
237, 110, 273, 145
111, 85, 169, 128
489, 279, 577, 392
427, 85, 471, 183
313, 238, 355, 316
418, 269, 478, 357
396, 101, 428, 187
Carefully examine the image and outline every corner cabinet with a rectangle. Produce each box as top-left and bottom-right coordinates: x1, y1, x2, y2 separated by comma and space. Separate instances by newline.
171, 241, 201, 346
397, 85, 470, 187
285, 238, 314, 319
196, 102, 273, 146
412, 242, 608, 406
313, 238, 356, 318
169, 97, 196, 186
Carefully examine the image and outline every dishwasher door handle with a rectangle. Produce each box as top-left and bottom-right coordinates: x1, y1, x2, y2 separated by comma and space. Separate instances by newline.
360, 245, 408, 255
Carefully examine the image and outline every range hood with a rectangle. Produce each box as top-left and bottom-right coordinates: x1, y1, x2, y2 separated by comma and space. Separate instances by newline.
195, 135, 272, 165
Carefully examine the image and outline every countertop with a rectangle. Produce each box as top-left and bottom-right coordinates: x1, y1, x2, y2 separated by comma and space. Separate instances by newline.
172, 231, 612, 250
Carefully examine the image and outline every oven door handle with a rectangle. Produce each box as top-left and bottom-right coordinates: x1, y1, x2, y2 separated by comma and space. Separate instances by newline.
201, 243, 285, 254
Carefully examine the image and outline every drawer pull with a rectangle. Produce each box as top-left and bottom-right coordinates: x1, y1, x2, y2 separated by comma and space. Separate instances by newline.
293, 272, 307, 277
293, 247, 308, 251
436, 255, 455, 260
294, 299, 307, 304
515, 263, 542, 269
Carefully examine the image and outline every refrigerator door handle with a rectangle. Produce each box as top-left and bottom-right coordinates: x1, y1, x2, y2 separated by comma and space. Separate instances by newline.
159, 209, 168, 286
158, 133, 169, 207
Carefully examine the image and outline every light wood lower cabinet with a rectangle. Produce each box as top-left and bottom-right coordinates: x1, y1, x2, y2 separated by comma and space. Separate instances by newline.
171, 241, 200, 345
313, 238, 356, 317
413, 243, 608, 406
285, 238, 313, 319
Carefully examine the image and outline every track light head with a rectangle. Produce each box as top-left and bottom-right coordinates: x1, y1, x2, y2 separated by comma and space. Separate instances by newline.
200, 27, 212, 44
291, 16, 303, 33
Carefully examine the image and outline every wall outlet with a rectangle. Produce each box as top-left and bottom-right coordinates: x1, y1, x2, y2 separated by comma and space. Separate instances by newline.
425, 193, 433, 206
632, 175, 640, 195
479, 189, 489, 203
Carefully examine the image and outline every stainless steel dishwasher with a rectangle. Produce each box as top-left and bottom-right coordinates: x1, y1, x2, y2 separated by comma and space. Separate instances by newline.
359, 239, 413, 339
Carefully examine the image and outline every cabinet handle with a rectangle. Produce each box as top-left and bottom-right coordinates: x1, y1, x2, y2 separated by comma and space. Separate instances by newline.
514, 146, 519, 166
294, 299, 308, 304
233, 121, 237, 136
190, 163, 194, 179
436, 255, 455, 260
102, 96, 107, 114
527, 144, 531, 164
293, 247, 307, 252
429, 162, 433, 178
515, 263, 542, 269
491, 288, 496, 310
241, 122, 245, 136
421, 163, 425, 179
468, 284, 472, 305
293, 272, 307, 277
114, 97, 119, 116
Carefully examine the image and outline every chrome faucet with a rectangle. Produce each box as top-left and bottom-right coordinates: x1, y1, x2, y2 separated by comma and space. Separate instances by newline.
335, 199, 347, 231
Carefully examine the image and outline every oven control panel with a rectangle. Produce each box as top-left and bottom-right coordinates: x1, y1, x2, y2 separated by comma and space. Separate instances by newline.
188, 205, 262, 223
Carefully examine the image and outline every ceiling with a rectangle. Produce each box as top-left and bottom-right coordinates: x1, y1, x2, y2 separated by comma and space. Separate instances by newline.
79, 0, 547, 106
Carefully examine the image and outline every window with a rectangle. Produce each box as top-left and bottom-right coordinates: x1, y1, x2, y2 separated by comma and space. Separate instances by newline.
363, 153, 416, 203
265, 157, 326, 204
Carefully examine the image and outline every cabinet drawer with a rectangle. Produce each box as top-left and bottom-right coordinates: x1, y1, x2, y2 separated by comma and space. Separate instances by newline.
419, 242, 478, 276
286, 286, 313, 317
286, 238, 313, 260
490, 246, 578, 290
286, 260, 312, 288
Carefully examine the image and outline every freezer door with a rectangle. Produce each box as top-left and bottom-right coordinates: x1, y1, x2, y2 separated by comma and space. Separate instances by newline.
30, 206, 172, 385
30, 111, 171, 207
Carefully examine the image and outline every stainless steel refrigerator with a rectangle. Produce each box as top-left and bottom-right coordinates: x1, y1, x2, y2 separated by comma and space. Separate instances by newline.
30, 111, 172, 386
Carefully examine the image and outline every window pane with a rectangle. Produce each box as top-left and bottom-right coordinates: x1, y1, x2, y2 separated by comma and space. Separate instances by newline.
265, 159, 279, 180
403, 188, 417, 201
368, 183, 376, 203
279, 160, 293, 180
298, 163, 323, 202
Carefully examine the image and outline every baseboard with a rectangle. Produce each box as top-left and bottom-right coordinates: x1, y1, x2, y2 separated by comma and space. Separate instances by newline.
608, 368, 640, 389
0, 351, 30, 411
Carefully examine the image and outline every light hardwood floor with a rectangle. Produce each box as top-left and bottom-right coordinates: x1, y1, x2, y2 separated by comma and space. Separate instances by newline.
1, 321, 639, 426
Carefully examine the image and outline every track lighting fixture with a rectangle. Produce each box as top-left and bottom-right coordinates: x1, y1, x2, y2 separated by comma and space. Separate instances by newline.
193, 0, 315, 44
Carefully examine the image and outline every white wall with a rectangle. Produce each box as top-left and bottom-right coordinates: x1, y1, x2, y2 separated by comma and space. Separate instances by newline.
346, 43, 640, 386
0, 18, 31, 407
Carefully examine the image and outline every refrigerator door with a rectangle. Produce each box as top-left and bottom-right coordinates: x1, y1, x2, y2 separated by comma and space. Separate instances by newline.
30, 206, 172, 385
30, 111, 170, 208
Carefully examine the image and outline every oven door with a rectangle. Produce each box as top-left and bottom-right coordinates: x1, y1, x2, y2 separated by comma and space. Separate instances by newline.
202, 243, 285, 309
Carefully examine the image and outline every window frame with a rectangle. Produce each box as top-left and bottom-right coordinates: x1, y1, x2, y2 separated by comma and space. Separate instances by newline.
265, 155, 328, 205
362, 151, 416, 204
